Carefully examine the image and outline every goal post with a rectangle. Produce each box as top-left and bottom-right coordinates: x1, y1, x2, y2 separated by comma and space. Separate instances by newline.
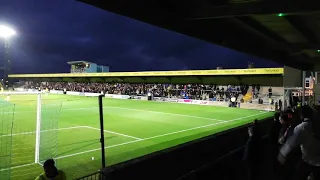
35, 93, 41, 163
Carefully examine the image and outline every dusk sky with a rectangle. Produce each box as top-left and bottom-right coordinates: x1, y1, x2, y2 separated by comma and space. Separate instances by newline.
0, 0, 281, 74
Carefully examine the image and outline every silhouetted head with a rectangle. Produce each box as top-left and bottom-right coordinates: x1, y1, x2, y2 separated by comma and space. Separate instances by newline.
274, 112, 280, 122
279, 113, 289, 125
300, 105, 313, 120
43, 159, 58, 178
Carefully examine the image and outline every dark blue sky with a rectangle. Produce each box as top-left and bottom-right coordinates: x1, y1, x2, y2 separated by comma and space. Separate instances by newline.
0, 0, 280, 74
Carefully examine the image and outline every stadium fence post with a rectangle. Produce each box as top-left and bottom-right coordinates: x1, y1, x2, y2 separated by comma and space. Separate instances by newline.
98, 95, 106, 168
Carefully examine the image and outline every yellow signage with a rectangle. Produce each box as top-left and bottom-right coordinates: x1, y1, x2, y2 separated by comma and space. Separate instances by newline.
8, 68, 284, 78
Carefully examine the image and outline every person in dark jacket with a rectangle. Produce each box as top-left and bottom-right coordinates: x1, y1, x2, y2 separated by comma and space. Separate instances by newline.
278, 113, 291, 145
269, 112, 282, 145
243, 124, 261, 180
268, 112, 282, 172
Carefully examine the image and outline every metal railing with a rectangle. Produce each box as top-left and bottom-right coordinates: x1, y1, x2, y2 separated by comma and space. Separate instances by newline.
76, 171, 106, 180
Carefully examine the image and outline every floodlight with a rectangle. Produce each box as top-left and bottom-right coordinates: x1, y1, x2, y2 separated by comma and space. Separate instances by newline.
0, 25, 16, 38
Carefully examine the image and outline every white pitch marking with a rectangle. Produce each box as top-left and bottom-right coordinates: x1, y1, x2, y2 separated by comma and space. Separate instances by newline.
0, 126, 85, 137
83, 126, 142, 140
0, 163, 36, 172
89, 106, 226, 122
55, 139, 142, 160
7, 106, 227, 122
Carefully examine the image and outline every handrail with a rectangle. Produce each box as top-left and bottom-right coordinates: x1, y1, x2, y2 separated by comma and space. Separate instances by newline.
76, 171, 105, 180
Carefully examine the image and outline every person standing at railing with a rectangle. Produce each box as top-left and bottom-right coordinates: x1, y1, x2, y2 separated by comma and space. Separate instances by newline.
268, 112, 282, 174
243, 122, 262, 180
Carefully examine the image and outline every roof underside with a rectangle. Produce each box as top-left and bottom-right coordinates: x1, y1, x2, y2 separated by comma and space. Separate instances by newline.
78, 0, 320, 71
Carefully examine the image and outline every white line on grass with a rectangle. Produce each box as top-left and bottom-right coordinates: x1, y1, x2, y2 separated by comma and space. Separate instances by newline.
8, 106, 226, 122
2, 111, 268, 171
55, 139, 142, 160
95, 106, 225, 122
0, 163, 36, 172
0, 126, 85, 137
102, 106, 226, 122
83, 126, 142, 140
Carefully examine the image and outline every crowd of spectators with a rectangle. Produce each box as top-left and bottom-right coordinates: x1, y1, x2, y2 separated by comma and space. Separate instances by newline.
25, 82, 250, 101
243, 105, 320, 180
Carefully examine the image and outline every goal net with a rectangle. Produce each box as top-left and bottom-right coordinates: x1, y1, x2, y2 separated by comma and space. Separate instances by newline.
0, 99, 15, 180
37, 100, 62, 165
0, 91, 62, 179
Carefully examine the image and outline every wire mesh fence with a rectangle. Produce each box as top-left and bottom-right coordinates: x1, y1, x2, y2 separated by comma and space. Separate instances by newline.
0, 100, 15, 180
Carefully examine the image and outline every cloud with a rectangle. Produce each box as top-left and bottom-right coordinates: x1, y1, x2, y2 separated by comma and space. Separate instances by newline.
0, 0, 281, 74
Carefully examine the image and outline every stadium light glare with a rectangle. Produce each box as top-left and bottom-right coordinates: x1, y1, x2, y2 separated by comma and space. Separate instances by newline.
0, 25, 16, 39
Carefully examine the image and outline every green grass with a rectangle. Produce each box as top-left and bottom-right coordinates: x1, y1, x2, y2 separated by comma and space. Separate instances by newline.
0, 95, 273, 180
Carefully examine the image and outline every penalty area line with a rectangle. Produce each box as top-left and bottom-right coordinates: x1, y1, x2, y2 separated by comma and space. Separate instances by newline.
83, 126, 142, 140
0, 126, 86, 137
0, 163, 38, 172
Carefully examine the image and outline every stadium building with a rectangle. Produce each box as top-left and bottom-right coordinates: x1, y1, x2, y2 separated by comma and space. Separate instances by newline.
68, 61, 109, 73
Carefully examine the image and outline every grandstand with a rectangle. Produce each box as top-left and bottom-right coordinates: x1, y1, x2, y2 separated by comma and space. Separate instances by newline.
0, 66, 306, 179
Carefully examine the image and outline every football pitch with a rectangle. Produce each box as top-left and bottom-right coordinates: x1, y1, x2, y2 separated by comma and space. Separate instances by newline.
0, 94, 272, 180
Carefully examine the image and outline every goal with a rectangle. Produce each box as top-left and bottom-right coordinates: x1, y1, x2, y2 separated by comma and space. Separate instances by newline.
0, 91, 62, 166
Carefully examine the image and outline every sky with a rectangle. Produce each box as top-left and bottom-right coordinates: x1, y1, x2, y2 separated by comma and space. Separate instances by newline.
0, 0, 281, 74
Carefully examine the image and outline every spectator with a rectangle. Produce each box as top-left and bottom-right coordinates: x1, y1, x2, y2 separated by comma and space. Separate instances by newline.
278, 105, 320, 180
279, 99, 283, 111
279, 109, 302, 180
36, 159, 66, 180
278, 112, 293, 145
268, 112, 282, 153
268, 87, 273, 98
267, 112, 283, 176
243, 123, 262, 180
